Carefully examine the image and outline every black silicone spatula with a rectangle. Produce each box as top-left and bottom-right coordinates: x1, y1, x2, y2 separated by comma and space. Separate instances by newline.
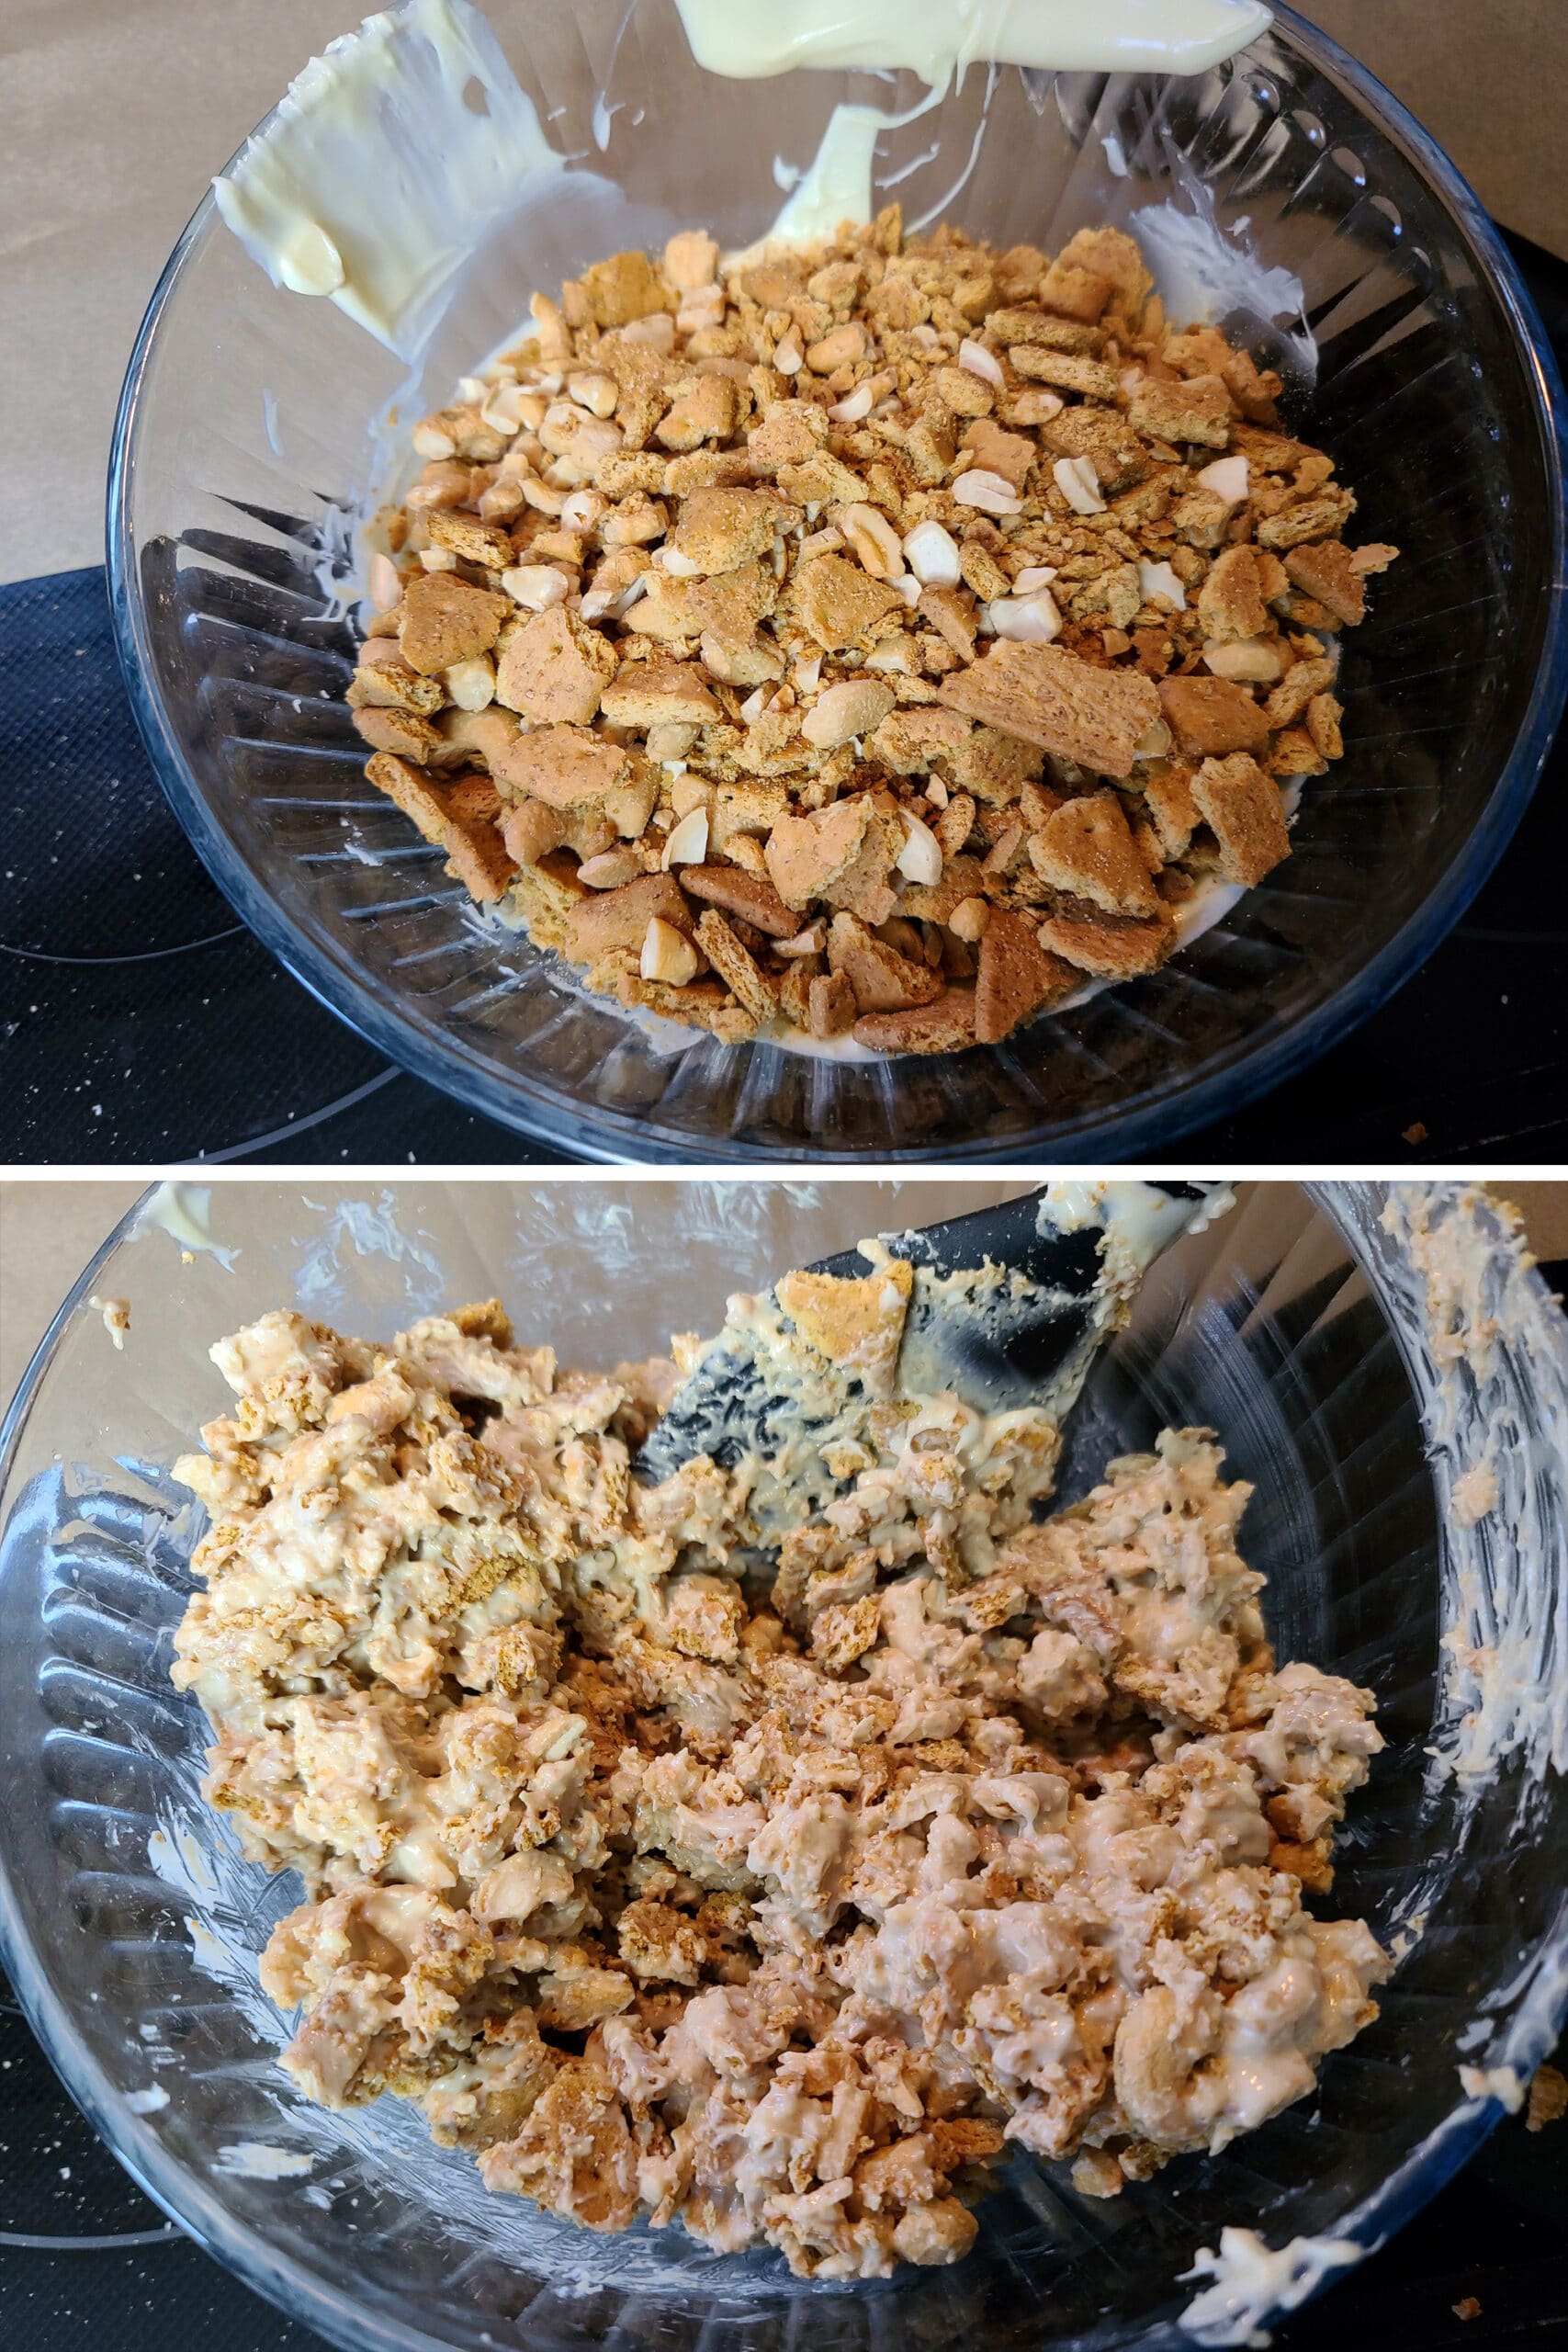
633, 1182, 1229, 1531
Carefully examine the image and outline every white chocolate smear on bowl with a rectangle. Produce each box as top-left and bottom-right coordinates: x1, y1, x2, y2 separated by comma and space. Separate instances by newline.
216, 2143, 318, 2179
214, 0, 570, 359
1320, 1182, 1568, 2289
88, 1295, 131, 1351
1371, 1184, 1568, 1796
135, 1182, 241, 1270
165, 1197, 1393, 2279
1179, 2224, 1364, 2347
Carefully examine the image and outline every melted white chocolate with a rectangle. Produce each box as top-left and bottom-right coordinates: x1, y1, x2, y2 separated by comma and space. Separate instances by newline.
673, 0, 1273, 84
213, 0, 567, 356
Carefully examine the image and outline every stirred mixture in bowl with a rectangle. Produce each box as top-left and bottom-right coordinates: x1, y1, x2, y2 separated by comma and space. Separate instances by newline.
349, 210, 1395, 1054
171, 1255, 1388, 2278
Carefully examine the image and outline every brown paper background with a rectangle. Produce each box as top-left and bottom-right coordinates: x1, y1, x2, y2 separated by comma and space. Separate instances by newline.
1, 2, 1563, 583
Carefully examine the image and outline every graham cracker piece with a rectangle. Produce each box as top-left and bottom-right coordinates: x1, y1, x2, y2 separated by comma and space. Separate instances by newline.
1038, 260, 1111, 322
1264, 656, 1337, 729
918, 586, 979, 661
398, 573, 511, 675
810, 1592, 883, 1671
1231, 421, 1309, 473
765, 798, 873, 909
1028, 792, 1160, 917
1158, 674, 1270, 758
507, 849, 587, 947
827, 912, 943, 1015
667, 486, 795, 574
353, 705, 445, 763
775, 958, 814, 1029
854, 989, 977, 1056
1305, 693, 1344, 761
962, 418, 1038, 490
491, 725, 629, 809
1283, 540, 1366, 627
1008, 348, 1120, 402
694, 910, 778, 1024
711, 782, 790, 850
950, 723, 1043, 806
1055, 227, 1151, 317
1140, 763, 1201, 859
747, 403, 830, 471
615, 967, 760, 1042
679, 865, 796, 936
1128, 374, 1233, 449
365, 752, 515, 904
665, 448, 757, 498
1257, 488, 1357, 550
1191, 753, 1292, 886
867, 707, 974, 775
496, 607, 618, 725
939, 641, 1160, 779
445, 775, 502, 827
685, 561, 779, 650
775, 1259, 913, 1398
807, 970, 857, 1038
423, 508, 516, 570
596, 452, 668, 498
932, 795, 978, 861
656, 373, 739, 451
1042, 406, 1149, 493
1269, 728, 1329, 778
348, 648, 446, 714
600, 662, 720, 728
818, 798, 903, 926
986, 309, 1105, 355
1037, 904, 1177, 977
574, 248, 668, 327
1197, 546, 1269, 643
975, 908, 1077, 1043
566, 873, 696, 962
793, 553, 903, 650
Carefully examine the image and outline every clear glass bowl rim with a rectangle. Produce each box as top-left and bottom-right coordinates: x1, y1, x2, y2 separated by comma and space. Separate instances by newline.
105, 2, 1568, 1163
3, 1178, 1566, 2348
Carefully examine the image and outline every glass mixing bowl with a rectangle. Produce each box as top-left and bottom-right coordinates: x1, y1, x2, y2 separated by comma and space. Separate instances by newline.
1, 1180, 1565, 2352
107, 4, 1568, 1161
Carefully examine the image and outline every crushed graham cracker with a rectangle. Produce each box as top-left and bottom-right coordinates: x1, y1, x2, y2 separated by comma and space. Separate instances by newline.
353, 211, 1396, 1054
